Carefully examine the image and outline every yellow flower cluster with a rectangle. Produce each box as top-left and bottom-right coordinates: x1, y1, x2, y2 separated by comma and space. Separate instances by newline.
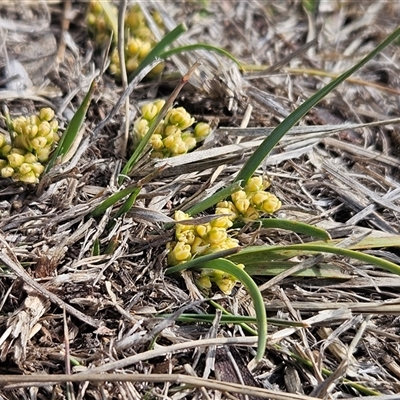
0, 108, 59, 183
217, 176, 282, 221
87, 1, 164, 78
133, 100, 211, 158
167, 177, 282, 293
167, 209, 240, 294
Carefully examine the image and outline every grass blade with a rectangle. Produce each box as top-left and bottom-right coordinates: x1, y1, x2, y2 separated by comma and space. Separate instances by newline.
167, 257, 267, 361
106, 190, 140, 229
234, 218, 330, 240
234, 26, 400, 184
185, 180, 244, 216
46, 79, 96, 171
229, 243, 400, 276
160, 43, 244, 69
91, 185, 140, 218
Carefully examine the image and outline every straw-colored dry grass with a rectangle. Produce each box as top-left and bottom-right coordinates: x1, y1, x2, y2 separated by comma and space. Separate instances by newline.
1, 1, 400, 399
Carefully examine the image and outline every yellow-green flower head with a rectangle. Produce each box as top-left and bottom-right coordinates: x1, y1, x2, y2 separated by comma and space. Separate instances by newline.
18, 163, 32, 175
125, 5, 145, 30
126, 37, 142, 57
170, 138, 188, 155
29, 115, 41, 127
135, 27, 152, 41
207, 227, 228, 245
138, 41, 151, 59
196, 274, 212, 290
31, 162, 45, 176
153, 99, 166, 114
36, 147, 51, 162
181, 133, 197, 152
1, 166, 13, 178
231, 190, 247, 203
38, 121, 51, 137
23, 152, 37, 164
0, 133, 6, 148
210, 215, 233, 230
191, 236, 206, 255
233, 198, 250, 215
39, 108, 55, 122
126, 58, 139, 73
195, 224, 210, 239
141, 101, 160, 121
149, 134, 164, 150
167, 241, 192, 265
250, 190, 271, 208
50, 119, 58, 132
165, 107, 195, 130
31, 137, 48, 151
216, 201, 239, 219
193, 122, 211, 142
260, 193, 282, 214
133, 118, 149, 139
163, 125, 181, 137
245, 176, 270, 193
18, 170, 38, 184
175, 210, 190, 222
7, 153, 24, 168
243, 206, 259, 221
214, 276, 237, 295
176, 229, 196, 245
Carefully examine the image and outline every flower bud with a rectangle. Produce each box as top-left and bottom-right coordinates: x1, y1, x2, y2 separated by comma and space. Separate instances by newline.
193, 122, 211, 142
167, 241, 192, 265
207, 227, 228, 245
139, 41, 151, 59
210, 216, 233, 229
196, 275, 212, 290
250, 191, 270, 208
260, 194, 282, 214
191, 236, 205, 255
243, 206, 259, 221
36, 147, 51, 162
195, 224, 210, 239
29, 115, 41, 127
31, 137, 48, 151
7, 153, 24, 168
150, 134, 164, 150
31, 162, 45, 176
38, 121, 51, 137
234, 198, 250, 215
231, 190, 247, 203
170, 138, 188, 155
153, 100, 166, 114
245, 176, 265, 193
19, 170, 37, 184
24, 153, 37, 164
39, 108, 55, 122
181, 133, 197, 151
1, 166, 14, 178
141, 102, 159, 121
165, 107, 195, 130
133, 118, 149, 139
125, 6, 144, 30
163, 125, 181, 137
126, 58, 139, 73
126, 38, 142, 57
19, 163, 32, 175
